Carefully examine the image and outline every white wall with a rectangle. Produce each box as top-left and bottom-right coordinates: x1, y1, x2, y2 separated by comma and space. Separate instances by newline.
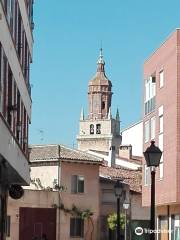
88, 150, 141, 170
25, 165, 59, 190
121, 121, 143, 157
0, 118, 30, 184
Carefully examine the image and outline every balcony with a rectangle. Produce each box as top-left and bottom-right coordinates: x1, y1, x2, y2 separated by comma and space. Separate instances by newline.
144, 96, 156, 115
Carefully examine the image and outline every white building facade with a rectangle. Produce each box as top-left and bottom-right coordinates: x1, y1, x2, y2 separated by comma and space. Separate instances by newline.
121, 121, 143, 157
0, 1, 34, 239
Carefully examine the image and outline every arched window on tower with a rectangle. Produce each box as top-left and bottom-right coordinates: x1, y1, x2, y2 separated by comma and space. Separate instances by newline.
102, 101, 105, 110
90, 124, 94, 134
96, 124, 101, 134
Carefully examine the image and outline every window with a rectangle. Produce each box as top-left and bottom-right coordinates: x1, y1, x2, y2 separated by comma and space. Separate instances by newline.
102, 101, 105, 110
90, 124, 94, 134
96, 124, 101, 134
7, 66, 13, 127
159, 70, 164, 88
144, 165, 148, 185
159, 156, 164, 179
71, 175, 84, 194
171, 215, 180, 240
159, 134, 163, 179
144, 75, 156, 115
158, 216, 168, 240
144, 164, 151, 185
159, 115, 163, 133
150, 117, 156, 140
6, 216, 10, 237
70, 218, 84, 238
144, 120, 150, 143
159, 106, 163, 134
145, 76, 156, 102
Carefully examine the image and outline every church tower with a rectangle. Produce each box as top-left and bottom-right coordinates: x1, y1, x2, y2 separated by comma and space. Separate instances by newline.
77, 49, 122, 153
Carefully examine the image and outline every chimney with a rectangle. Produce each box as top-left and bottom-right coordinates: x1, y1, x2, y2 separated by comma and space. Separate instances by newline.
108, 146, 116, 167
119, 145, 132, 159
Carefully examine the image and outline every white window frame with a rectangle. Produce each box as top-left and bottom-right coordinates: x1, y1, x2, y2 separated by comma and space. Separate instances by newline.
158, 106, 164, 134
159, 70, 164, 88
159, 115, 163, 134
144, 120, 150, 143
159, 133, 164, 179
144, 164, 148, 186
150, 116, 156, 140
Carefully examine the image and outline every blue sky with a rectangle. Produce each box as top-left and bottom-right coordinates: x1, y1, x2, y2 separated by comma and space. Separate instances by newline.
29, 0, 180, 147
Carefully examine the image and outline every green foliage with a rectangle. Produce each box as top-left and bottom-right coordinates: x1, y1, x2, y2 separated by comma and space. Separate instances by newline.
52, 203, 93, 219
107, 213, 126, 231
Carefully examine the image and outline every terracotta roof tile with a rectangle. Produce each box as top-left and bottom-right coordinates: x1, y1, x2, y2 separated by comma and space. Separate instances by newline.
100, 165, 142, 193
29, 144, 103, 163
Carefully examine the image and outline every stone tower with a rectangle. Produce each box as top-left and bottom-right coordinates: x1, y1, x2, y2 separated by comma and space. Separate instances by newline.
77, 49, 122, 152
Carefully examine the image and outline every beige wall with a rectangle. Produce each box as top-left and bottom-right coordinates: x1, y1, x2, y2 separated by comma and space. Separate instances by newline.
7, 190, 59, 240
77, 118, 121, 152
100, 181, 150, 220
131, 194, 150, 220
60, 161, 100, 240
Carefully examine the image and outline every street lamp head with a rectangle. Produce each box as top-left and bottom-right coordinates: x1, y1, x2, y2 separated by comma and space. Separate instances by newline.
123, 202, 130, 210
114, 179, 123, 197
143, 141, 162, 167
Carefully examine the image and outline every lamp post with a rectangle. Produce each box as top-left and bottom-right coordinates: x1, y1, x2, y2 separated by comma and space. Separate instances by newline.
123, 202, 130, 240
143, 141, 162, 240
114, 180, 123, 240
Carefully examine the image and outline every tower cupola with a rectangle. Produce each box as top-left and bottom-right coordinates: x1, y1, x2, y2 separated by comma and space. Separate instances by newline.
88, 49, 112, 119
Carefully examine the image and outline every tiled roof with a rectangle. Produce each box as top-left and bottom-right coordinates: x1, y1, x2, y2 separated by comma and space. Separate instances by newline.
100, 165, 142, 193
29, 144, 103, 163
29, 145, 60, 161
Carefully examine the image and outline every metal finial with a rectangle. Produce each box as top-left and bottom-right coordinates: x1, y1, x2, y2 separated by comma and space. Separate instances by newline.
97, 47, 105, 64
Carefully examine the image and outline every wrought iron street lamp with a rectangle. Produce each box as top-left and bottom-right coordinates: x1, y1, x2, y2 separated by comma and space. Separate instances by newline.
143, 141, 162, 240
114, 180, 123, 240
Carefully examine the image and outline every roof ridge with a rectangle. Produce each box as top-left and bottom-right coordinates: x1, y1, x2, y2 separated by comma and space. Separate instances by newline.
61, 145, 103, 161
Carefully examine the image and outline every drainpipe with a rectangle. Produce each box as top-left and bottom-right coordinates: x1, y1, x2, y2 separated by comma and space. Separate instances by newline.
167, 205, 170, 240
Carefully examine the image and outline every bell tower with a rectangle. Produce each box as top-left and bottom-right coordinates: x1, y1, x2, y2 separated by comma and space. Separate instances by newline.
77, 49, 122, 153
88, 48, 112, 120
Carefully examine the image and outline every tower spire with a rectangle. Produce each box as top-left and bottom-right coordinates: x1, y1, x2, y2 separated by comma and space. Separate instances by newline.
97, 48, 105, 72
116, 108, 120, 121
80, 107, 84, 120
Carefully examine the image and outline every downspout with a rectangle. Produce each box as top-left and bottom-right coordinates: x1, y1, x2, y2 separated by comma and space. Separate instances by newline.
167, 205, 170, 240
58, 145, 61, 240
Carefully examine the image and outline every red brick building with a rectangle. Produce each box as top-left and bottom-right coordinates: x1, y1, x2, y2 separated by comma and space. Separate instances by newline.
142, 29, 180, 239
